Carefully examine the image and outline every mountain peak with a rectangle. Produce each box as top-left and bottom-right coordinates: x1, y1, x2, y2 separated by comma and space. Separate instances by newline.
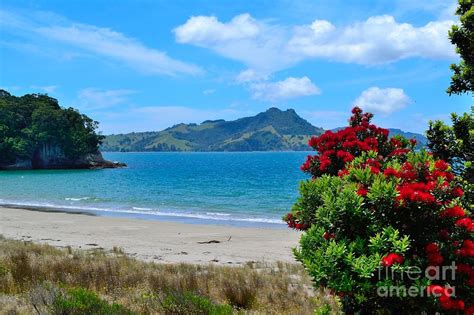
265, 107, 296, 115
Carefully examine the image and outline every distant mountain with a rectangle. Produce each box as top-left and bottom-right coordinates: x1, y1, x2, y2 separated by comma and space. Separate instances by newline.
101, 108, 324, 152
101, 108, 428, 152
386, 128, 428, 148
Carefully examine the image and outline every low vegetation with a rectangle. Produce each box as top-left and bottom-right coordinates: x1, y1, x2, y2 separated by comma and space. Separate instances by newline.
0, 236, 336, 314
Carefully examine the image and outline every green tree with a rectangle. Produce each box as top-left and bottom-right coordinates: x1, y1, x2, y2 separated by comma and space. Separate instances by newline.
427, 108, 473, 208
447, 0, 474, 95
0, 90, 104, 166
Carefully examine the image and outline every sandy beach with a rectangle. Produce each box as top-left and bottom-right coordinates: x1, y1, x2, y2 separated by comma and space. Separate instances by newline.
0, 206, 301, 265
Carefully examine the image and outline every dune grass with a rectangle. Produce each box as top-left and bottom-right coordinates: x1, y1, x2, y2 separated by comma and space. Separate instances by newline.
0, 236, 338, 314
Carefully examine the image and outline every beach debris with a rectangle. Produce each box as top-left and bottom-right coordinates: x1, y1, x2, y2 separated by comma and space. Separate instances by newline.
197, 240, 221, 244
198, 236, 231, 244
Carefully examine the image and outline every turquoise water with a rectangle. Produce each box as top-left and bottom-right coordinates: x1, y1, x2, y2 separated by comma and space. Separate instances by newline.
0, 152, 310, 228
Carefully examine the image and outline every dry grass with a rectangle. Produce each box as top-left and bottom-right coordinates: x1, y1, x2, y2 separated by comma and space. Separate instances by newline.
0, 236, 338, 314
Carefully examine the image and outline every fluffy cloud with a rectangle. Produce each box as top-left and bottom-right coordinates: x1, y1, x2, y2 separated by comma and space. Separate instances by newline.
0, 9, 202, 76
77, 88, 136, 110
175, 13, 455, 73
249, 76, 321, 101
174, 14, 297, 73
353, 87, 411, 114
235, 69, 269, 83
289, 15, 455, 65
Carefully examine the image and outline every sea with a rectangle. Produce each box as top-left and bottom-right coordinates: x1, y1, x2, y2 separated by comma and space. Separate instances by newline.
0, 152, 311, 228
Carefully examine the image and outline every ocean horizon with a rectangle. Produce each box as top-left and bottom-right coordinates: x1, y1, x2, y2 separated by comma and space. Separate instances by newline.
0, 152, 310, 228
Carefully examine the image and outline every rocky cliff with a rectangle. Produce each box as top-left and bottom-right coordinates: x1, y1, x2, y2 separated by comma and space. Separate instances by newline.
1, 144, 125, 170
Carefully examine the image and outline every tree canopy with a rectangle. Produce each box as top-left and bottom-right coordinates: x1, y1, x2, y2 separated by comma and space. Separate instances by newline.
448, 0, 474, 95
0, 90, 104, 166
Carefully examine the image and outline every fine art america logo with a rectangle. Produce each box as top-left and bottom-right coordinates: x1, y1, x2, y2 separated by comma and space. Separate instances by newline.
377, 262, 457, 297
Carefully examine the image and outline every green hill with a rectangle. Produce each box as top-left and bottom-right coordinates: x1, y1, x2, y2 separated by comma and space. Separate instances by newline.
101, 108, 428, 152
101, 108, 324, 152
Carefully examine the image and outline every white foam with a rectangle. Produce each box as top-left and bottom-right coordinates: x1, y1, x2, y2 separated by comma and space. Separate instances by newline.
0, 201, 284, 225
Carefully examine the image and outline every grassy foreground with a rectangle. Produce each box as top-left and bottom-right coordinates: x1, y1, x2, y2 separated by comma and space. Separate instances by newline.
0, 236, 337, 314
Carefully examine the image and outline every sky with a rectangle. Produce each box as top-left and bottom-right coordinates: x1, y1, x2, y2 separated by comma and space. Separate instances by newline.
0, 0, 472, 135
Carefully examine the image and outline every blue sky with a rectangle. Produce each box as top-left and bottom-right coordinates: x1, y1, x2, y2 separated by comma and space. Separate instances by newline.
0, 0, 472, 134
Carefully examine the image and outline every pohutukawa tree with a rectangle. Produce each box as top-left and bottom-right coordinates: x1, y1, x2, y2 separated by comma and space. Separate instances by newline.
285, 107, 473, 314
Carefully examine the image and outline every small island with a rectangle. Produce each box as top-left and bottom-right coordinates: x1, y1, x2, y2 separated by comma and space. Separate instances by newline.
0, 90, 125, 170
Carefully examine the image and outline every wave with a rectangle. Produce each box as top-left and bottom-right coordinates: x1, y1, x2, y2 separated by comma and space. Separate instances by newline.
0, 201, 285, 225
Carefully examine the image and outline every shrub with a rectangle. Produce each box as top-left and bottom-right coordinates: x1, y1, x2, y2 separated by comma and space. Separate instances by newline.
286, 108, 473, 313
159, 291, 233, 314
51, 287, 133, 314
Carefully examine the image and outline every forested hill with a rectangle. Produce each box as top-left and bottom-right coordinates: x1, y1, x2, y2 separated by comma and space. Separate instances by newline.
101, 108, 428, 152
0, 90, 122, 169
102, 108, 325, 152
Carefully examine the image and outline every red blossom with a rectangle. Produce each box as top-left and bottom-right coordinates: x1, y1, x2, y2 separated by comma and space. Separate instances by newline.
357, 186, 369, 196
465, 305, 474, 315
425, 243, 440, 254
452, 186, 464, 197
323, 232, 335, 240
383, 167, 400, 177
440, 206, 466, 218
427, 284, 444, 296
455, 218, 474, 232
435, 160, 449, 171
381, 253, 404, 267
428, 253, 444, 266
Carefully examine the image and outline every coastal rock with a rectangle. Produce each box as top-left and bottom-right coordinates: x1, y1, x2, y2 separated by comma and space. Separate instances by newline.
1, 144, 126, 170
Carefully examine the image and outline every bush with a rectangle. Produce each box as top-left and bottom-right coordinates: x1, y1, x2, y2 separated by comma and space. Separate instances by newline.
51, 287, 133, 315
159, 291, 233, 314
286, 108, 473, 313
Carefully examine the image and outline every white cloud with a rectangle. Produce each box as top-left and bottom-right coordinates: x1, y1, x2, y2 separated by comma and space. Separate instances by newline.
31, 85, 58, 94
249, 76, 321, 101
202, 89, 216, 95
174, 14, 297, 73
289, 15, 455, 65
353, 87, 411, 114
0, 9, 202, 76
235, 69, 269, 83
77, 88, 136, 110
174, 14, 260, 43
175, 13, 455, 73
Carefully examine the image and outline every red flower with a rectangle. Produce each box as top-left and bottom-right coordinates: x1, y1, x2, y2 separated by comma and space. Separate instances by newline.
357, 186, 369, 196
383, 167, 399, 177
439, 229, 450, 239
425, 243, 439, 254
427, 284, 444, 296
381, 253, 404, 267
308, 136, 319, 148
456, 218, 474, 232
338, 169, 349, 177
440, 206, 466, 218
440, 294, 454, 310
435, 160, 449, 171
370, 166, 380, 174
427, 253, 444, 265
464, 305, 474, 315
323, 232, 335, 240
453, 187, 464, 197
409, 138, 417, 146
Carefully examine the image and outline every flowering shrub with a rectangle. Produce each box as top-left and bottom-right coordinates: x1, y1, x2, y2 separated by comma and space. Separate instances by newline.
285, 108, 473, 313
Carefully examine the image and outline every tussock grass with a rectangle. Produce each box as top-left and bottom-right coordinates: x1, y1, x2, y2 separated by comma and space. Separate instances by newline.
0, 237, 338, 314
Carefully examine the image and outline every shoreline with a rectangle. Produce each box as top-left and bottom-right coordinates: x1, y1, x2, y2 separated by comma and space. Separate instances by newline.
0, 206, 301, 265
0, 202, 286, 228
